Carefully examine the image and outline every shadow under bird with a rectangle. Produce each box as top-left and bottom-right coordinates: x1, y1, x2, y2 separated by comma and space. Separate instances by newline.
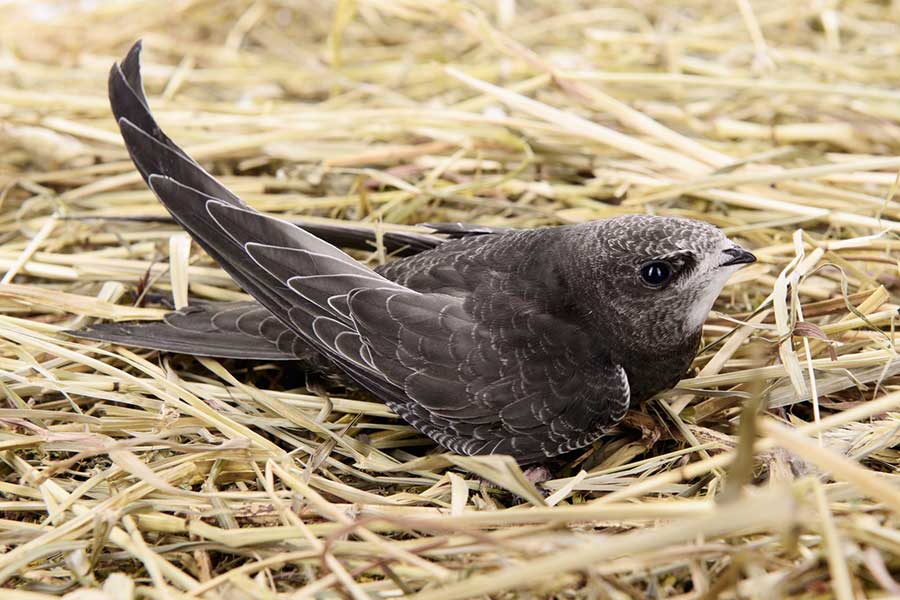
74, 41, 756, 465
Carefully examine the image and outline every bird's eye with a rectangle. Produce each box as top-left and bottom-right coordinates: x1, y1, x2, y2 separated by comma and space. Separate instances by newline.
639, 261, 672, 287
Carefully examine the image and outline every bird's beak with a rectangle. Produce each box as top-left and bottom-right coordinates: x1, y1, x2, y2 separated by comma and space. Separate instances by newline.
721, 246, 756, 267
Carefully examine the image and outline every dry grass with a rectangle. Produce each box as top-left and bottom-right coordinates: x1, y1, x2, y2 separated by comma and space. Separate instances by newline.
1, 0, 900, 597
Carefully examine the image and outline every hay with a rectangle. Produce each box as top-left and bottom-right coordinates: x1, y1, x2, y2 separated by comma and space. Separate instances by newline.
1, 0, 900, 597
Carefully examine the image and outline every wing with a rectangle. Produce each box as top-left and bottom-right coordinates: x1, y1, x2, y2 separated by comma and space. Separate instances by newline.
65, 229, 504, 362
110, 41, 411, 396
109, 41, 630, 463
71, 301, 309, 361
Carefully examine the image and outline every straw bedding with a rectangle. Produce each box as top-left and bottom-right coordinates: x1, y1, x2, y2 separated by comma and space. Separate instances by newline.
1, 1, 899, 598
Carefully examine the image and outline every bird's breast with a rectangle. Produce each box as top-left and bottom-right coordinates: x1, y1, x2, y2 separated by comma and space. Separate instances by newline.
617, 331, 701, 402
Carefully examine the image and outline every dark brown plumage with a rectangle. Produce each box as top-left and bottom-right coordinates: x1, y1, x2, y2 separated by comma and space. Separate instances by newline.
73, 41, 756, 464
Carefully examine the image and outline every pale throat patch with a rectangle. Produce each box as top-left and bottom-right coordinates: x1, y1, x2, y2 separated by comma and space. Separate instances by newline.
683, 243, 743, 332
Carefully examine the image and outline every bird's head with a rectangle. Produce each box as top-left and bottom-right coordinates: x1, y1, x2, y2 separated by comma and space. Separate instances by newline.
570, 214, 755, 351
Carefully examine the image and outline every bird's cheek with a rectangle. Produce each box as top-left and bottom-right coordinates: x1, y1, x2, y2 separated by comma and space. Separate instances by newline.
609, 297, 656, 329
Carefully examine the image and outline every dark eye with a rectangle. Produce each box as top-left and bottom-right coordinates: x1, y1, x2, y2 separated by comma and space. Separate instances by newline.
639, 261, 672, 287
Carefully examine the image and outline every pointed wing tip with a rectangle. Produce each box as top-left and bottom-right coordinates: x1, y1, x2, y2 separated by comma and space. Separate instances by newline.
121, 39, 144, 73
63, 326, 121, 343
109, 39, 142, 82
109, 39, 149, 122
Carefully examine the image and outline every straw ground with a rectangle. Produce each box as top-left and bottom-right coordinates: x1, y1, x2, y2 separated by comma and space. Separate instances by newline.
1, 1, 900, 598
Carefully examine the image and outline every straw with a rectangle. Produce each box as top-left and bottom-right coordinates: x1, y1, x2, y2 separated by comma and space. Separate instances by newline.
2, 0, 900, 597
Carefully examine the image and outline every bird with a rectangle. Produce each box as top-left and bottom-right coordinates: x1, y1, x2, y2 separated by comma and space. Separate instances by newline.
74, 40, 756, 465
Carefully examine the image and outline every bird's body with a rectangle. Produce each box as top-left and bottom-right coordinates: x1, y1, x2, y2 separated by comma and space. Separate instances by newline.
75, 41, 756, 464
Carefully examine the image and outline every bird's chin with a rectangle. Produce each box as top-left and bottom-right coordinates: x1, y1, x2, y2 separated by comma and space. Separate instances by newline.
684, 272, 736, 332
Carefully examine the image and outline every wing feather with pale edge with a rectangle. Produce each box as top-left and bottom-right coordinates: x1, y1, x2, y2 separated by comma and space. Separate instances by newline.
74, 302, 300, 361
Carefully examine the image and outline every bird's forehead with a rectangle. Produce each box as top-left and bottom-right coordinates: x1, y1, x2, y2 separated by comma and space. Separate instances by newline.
596, 215, 725, 257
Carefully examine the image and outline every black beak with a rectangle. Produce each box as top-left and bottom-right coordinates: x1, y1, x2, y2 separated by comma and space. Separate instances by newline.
721, 247, 756, 267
